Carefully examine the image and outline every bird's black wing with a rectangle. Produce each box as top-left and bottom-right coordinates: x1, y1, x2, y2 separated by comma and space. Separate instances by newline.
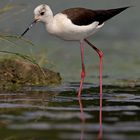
62, 7, 129, 26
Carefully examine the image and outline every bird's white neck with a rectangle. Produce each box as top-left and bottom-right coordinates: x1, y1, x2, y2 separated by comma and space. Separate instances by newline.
46, 14, 53, 25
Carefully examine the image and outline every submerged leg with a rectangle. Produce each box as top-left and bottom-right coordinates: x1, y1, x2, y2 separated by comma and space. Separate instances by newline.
78, 97, 85, 122
84, 39, 103, 133
78, 40, 86, 97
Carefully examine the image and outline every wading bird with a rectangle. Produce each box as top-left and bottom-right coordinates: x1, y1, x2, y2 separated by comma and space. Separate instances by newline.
21, 4, 129, 99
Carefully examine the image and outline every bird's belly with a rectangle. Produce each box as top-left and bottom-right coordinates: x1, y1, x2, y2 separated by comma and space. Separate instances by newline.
55, 28, 98, 41
54, 24, 102, 41
47, 16, 104, 41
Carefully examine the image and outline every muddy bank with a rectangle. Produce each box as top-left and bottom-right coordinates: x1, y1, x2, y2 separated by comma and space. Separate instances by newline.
0, 58, 61, 91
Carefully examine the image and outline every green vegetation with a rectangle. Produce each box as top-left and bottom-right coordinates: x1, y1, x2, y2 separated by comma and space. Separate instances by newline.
0, 4, 61, 91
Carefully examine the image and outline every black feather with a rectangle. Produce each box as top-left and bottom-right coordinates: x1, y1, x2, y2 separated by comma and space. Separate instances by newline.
62, 6, 130, 26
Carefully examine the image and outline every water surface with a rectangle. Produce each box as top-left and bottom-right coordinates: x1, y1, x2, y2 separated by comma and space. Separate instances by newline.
0, 83, 140, 140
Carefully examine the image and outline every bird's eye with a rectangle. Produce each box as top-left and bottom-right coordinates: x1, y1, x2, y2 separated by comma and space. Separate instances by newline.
40, 12, 45, 15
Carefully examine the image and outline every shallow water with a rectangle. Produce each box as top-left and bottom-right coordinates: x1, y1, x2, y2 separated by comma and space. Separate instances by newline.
0, 83, 140, 140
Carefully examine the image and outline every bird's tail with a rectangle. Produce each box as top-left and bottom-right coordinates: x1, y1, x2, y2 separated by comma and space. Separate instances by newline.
104, 6, 130, 20
96, 6, 131, 25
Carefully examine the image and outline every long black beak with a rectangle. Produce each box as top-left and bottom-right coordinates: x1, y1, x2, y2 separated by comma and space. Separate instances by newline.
21, 19, 38, 37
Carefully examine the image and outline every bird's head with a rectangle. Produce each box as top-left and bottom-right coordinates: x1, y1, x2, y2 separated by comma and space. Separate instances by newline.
34, 4, 52, 23
21, 4, 52, 37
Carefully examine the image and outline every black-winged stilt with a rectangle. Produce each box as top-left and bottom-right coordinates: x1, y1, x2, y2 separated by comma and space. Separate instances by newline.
21, 4, 129, 99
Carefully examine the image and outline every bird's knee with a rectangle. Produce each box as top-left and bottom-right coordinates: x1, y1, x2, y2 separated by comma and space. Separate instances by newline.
81, 71, 86, 79
99, 51, 103, 58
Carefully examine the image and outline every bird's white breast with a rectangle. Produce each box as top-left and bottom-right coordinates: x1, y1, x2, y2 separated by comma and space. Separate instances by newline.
46, 13, 104, 41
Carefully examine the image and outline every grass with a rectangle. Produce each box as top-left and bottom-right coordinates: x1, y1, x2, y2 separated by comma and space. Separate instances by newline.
0, 3, 15, 15
0, 3, 47, 78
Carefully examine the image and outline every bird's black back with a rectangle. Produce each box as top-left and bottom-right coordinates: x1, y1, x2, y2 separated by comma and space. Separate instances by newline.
62, 7, 130, 26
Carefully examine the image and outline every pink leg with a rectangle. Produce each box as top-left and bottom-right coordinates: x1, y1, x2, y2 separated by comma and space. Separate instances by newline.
78, 40, 86, 97
84, 39, 103, 138
84, 39, 103, 96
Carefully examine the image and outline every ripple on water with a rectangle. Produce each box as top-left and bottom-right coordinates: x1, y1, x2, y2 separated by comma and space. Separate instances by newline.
0, 83, 140, 140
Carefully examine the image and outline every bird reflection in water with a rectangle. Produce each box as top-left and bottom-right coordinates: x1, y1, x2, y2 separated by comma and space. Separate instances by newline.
78, 95, 103, 140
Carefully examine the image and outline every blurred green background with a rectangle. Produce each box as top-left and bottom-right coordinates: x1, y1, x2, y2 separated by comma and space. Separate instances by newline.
0, 0, 140, 85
